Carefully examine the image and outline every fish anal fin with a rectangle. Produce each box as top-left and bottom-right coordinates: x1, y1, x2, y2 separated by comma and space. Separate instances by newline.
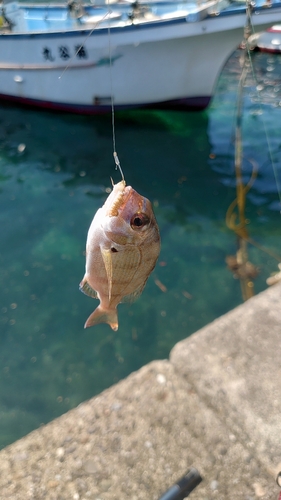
79, 277, 98, 299
84, 305, 118, 331
121, 280, 147, 304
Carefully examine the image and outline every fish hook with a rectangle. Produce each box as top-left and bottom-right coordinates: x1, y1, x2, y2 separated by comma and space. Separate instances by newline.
113, 151, 125, 184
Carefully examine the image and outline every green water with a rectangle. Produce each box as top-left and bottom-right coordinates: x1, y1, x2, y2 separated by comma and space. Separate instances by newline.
0, 50, 281, 448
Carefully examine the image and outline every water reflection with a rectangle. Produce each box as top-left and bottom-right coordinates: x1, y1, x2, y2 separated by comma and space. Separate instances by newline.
209, 49, 281, 212
209, 48, 281, 302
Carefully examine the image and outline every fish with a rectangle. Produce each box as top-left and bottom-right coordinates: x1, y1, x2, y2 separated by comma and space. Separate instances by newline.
80, 179, 160, 331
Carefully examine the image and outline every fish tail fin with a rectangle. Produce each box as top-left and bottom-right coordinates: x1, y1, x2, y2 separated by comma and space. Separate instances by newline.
84, 306, 118, 331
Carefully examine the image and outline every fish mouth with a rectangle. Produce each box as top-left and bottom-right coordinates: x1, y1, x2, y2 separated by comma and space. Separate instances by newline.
106, 183, 142, 218
105, 181, 150, 234
105, 180, 126, 217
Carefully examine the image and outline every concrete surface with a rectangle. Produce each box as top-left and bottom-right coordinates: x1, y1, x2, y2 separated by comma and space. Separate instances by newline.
0, 283, 281, 500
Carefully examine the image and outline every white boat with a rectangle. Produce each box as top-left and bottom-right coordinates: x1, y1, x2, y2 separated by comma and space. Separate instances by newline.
0, 0, 281, 113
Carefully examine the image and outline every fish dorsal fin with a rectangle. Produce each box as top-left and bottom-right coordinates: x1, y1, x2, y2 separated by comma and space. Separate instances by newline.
79, 278, 98, 299
101, 247, 113, 301
121, 280, 148, 304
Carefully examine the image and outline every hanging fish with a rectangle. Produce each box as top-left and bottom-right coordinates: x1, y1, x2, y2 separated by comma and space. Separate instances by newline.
80, 180, 160, 331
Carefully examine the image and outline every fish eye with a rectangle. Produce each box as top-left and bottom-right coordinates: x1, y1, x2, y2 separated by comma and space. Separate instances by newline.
130, 213, 150, 230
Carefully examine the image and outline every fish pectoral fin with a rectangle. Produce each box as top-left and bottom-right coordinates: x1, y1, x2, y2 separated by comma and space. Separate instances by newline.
101, 247, 113, 301
121, 280, 148, 303
84, 305, 118, 331
79, 277, 98, 299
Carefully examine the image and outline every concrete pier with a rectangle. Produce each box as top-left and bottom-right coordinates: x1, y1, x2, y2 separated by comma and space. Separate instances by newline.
0, 283, 280, 500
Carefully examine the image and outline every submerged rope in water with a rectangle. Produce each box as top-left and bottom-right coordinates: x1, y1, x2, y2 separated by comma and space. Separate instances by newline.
226, 1, 281, 299
226, 0, 259, 301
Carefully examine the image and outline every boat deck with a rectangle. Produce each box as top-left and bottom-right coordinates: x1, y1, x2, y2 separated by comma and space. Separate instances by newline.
5, 0, 281, 34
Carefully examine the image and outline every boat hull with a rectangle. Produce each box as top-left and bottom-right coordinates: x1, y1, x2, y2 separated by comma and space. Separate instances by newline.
0, 92, 212, 113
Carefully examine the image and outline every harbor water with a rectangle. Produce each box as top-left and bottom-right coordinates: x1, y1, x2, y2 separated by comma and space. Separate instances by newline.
0, 49, 281, 448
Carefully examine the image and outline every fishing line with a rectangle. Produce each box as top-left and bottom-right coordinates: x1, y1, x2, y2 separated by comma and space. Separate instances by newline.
58, 2, 124, 183
107, 1, 125, 183
58, 11, 110, 80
